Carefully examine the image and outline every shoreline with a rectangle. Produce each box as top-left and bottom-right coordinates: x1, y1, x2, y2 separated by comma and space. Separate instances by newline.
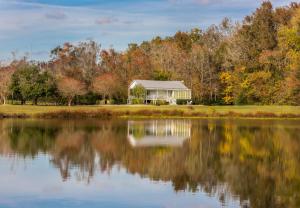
0, 105, 299, 119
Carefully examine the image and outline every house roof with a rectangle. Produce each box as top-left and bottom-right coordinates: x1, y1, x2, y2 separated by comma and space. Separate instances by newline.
130, 80, 190, 90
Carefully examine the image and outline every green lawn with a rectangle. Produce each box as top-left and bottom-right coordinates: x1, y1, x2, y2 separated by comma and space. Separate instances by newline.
0, 104, 299, 118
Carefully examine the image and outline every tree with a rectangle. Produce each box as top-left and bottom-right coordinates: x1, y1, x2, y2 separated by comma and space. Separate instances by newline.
219, 71, 234, 104
237, 1, 277, 70
173, 31, 192, 51
0, 67, 14, 104
51, 40, 101, 89
152, 69, 172, 81
74, 40, 101, 88
131, 84, 146, 99
9, 64, 55, 105
276, 8, 300, 104
92, 73, 117, 104
124, 44, 153, 80
57, 77, 86, 106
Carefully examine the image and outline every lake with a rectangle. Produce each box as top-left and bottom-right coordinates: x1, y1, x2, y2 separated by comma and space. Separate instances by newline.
0, 118, 299, 208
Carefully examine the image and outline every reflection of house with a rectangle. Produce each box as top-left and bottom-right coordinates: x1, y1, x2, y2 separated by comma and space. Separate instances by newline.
128, 80, 192, 104
128, 120, 191, 147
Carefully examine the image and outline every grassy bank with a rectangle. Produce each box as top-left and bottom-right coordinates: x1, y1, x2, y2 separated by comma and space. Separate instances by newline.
0, 105, 299, 119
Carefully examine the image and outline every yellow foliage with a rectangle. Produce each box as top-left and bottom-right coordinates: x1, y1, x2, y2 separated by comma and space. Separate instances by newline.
219, 127, 233, 155
220, 71, 234, 104
239, 137, 269, 160
219, 143, 231, 155
240, 79, 249, 89
220, 71, 232, 83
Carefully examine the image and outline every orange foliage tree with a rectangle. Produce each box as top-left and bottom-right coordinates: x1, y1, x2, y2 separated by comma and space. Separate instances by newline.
57, 77, 86, 106
92, 73, 117, 104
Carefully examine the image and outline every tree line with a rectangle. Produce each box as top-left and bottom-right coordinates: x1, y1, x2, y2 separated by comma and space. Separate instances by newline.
0, 1, 299, 106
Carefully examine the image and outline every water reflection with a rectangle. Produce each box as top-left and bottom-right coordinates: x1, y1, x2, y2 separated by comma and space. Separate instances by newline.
0, 118, 299, 208
128, 120, 191, 147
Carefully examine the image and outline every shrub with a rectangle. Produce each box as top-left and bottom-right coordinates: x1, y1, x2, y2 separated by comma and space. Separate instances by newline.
150, 100, 167, 105
156, 100, 168, 106
131, 85, 146, 98
37, 109, 114, 119
176, 99, 188, 105
131, 98, 144, 104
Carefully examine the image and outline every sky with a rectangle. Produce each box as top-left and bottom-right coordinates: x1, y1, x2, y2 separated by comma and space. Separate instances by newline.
0, 0, 294, 61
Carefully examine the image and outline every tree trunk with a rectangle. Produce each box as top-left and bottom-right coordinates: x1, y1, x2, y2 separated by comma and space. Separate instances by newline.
68, 98, 73, 106
3, 97, 6, 105
106, 95, 110, 105
33, 98, 38, 105
104, 94, 107, 104
214, 88, 217, 101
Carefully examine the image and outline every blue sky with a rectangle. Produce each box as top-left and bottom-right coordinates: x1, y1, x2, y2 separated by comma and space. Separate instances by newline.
0, 0, 293, 61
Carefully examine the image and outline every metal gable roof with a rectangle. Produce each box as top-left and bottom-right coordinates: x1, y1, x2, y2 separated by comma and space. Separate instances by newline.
132, 80, 189, 90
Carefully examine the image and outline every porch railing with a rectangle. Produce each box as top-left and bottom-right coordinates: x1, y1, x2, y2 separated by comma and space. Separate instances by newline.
146, 95, 171, 100
128, 95, 170, 100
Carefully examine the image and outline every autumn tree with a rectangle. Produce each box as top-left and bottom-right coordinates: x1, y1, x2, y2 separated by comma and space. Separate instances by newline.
224, 2, 300, 104
276, 7, 300, 104
99, 49, 128, 101
124, 44, 153, 80
51, 40, 101, 89
237, 1, 277, 70
57, 77, 86, 106
173, 31, 193, 52
152, 70, 172, 81
74, 40, 101, 88
0, 67, 14, 104
92, 73, 118, 104
219, 71, 234, 104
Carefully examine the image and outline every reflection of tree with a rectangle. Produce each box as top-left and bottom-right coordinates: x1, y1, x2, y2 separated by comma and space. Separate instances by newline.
217, 120, 300, 208
0, 120, 14, 155
0, 119, 299, 207
91, 119, 300, 208
7, 120, 59, 157
50, 130, 96, 182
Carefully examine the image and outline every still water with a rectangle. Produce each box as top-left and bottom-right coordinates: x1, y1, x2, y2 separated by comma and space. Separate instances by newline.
0, 118, 299, 208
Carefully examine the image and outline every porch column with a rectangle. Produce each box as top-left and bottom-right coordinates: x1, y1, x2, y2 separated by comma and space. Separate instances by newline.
128, 87, 130, 104
156, 89, 158, 104
167, 90, 169, 100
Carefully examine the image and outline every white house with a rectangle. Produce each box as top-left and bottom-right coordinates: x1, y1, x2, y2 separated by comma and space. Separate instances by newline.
128, 80, 192, 104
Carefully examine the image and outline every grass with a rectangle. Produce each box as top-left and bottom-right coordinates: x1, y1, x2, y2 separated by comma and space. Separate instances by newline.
0, 104, 299, 119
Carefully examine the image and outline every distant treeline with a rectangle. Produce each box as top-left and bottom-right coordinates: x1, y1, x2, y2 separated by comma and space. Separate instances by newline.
0, 1, 299, 106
